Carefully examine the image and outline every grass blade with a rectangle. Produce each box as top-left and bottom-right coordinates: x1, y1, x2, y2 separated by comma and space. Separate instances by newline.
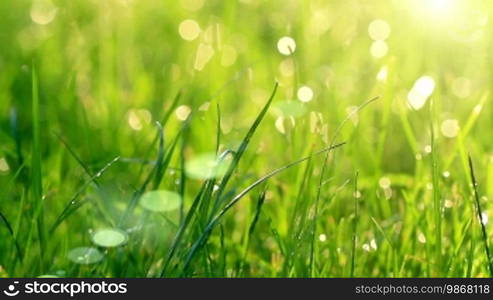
212, 82, 278, 206
181, 142, 345, 273
50, 156, 120, 233
350, 171, 359, 277
31, 65, 46, 265
0, 210, 23, 261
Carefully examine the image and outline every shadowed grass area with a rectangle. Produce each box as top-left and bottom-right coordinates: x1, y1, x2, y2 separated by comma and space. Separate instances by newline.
1, 0, 493, 278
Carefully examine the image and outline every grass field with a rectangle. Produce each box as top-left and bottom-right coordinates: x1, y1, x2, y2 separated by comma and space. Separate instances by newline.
1, 0, 493, 278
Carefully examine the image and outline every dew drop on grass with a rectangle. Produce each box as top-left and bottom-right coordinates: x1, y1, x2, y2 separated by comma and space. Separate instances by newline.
140, 190, 181, 212
185, 153, 231, 180
91, 228, 128, 248
481, 212, 489, 225
68, 247, 104, 265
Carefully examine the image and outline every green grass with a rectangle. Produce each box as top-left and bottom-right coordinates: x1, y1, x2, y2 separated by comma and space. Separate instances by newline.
1, 0, 493, 278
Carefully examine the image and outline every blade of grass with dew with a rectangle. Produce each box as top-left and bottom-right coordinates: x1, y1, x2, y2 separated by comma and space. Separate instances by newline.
444, 92, 488, 170
238, 189, 266, 276
350, 171, 359, 277
135, 91, 182, 183
215, 103, 221, 155
311, 96, 379, 276
0, 209, 23, 261
53, 132, 101, 188
429, 108, 442, 272
370, 216, 398, 276
468, 155, 493, 276
9, 108, 23, 166
50, 156, 120, 233
119, 122, 166, 225
211, 82, 278, 207
181, 142, 346, 273
445, 219, 471, 276
122, 118, 190, 225
159, 179, 211, 277
53, 132, 115, 225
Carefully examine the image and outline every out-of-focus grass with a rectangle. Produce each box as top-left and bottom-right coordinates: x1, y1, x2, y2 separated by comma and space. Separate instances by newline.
1, 0, 493, 277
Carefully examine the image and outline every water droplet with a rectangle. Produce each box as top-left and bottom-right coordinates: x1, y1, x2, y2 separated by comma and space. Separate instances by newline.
175, 105, 191, 121
68, 247, 104, 264
297, 85, 314, 103
0, 157, 10, 173
444, 199, 453, 208
277, 36, 296, 55
31, 0, 58, 25
379, 177, 391, 189
370, 40, 388, 58
370, 239, 378, 250
91, 228, 128, 248
185, 153, 231, 180
275, 116, 295, 134
407, 76, 435, 110
140, 190, 181, 213
127, 109, 152, 131
376, 65, 388, 81
481, 212, 489, 225
178, 19, 201, 41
